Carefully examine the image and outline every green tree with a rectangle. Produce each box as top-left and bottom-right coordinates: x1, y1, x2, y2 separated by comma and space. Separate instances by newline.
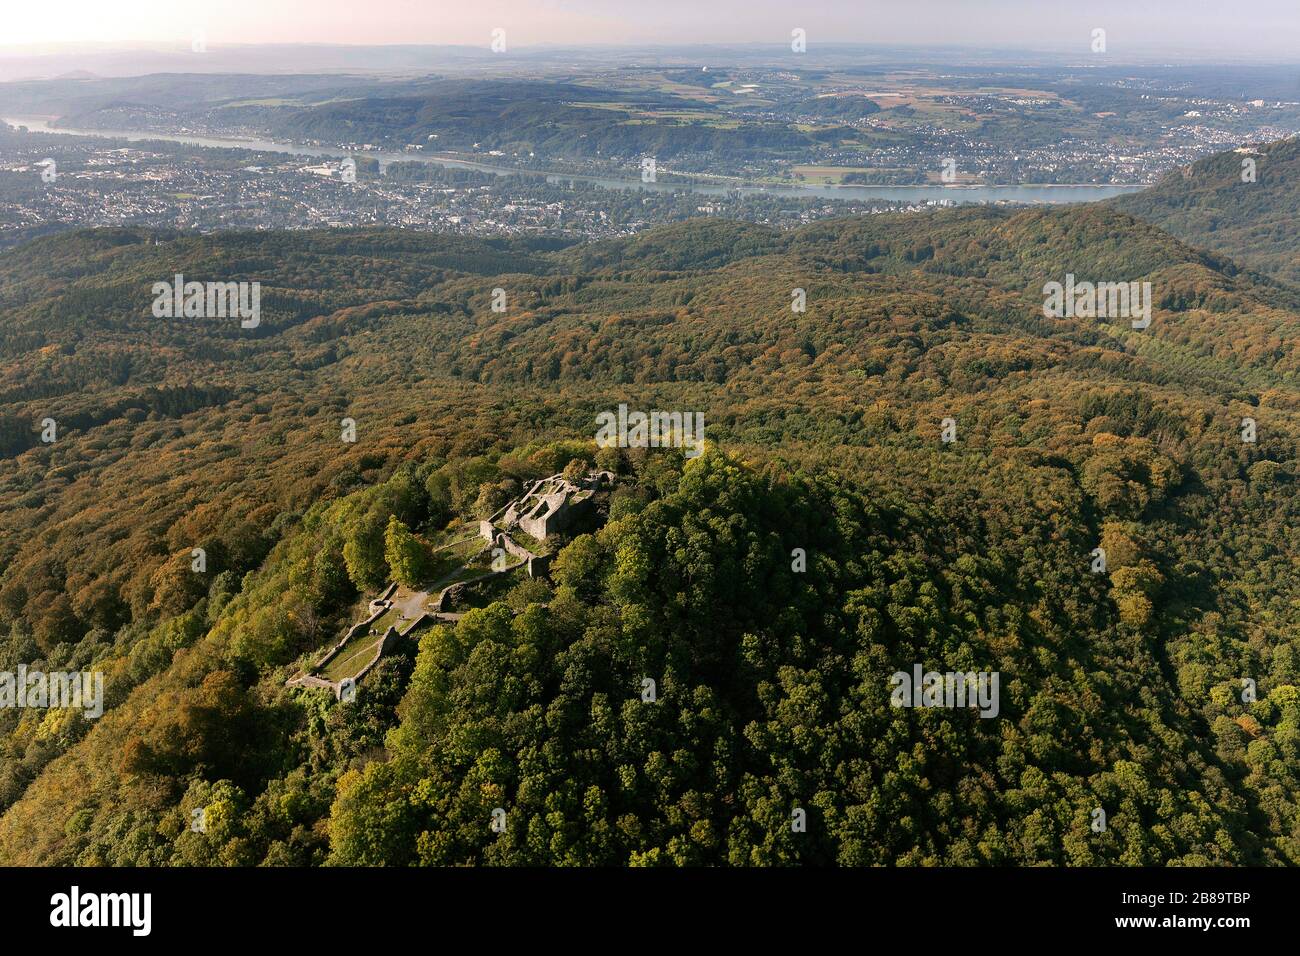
384, 516, 428, 587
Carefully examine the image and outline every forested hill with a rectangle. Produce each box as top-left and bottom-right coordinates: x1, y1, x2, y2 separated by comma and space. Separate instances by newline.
1, 198, 1299, 865
1112, 136, 1300, 287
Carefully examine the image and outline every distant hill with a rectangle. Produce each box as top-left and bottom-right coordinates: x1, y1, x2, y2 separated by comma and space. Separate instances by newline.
267, 79, 818, 160
4, 72, 372, 119
1112, 137, 1300, 286
797, 93, 882, 119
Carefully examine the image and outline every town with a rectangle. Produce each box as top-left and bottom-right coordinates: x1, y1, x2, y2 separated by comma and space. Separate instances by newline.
0, 123, 915, 247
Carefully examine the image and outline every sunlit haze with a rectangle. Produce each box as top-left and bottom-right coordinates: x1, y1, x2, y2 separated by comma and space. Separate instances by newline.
3, 0, 1299, 56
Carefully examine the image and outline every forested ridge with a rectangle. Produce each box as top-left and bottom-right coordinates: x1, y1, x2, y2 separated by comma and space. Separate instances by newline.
1112, 136, 1300, 287
265, 80, 815, 163
1, 178, 1299, 865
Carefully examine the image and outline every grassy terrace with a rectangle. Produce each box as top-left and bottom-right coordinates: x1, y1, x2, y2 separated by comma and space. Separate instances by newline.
507, 528, 545, 554
426, 534, 487, 579
317, 606, 404, 681
438, 565, 496, 589
319, 634, 380, 682
441, 566, 524, 613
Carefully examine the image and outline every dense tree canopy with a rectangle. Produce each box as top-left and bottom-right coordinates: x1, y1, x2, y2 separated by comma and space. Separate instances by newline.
1, 194, 1299, 865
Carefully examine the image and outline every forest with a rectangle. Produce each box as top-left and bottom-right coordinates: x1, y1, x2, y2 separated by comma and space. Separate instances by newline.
0, 167, 1299, 864
1112, 136, 1300, 287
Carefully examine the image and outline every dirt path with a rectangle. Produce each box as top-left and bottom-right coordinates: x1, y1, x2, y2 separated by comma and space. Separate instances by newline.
394, 588, 429, 619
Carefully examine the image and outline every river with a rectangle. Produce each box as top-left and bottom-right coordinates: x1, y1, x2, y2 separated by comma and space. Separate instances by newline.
4, 117, 1147, 205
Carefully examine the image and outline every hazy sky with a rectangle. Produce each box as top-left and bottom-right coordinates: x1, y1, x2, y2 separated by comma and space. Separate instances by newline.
4, 0, 1299, 56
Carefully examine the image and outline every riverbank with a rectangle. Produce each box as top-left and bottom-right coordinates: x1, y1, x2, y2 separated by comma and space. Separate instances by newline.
3, 116, 1148, 205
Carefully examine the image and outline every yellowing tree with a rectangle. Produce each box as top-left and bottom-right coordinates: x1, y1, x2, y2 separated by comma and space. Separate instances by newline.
384, 516, 428, 588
